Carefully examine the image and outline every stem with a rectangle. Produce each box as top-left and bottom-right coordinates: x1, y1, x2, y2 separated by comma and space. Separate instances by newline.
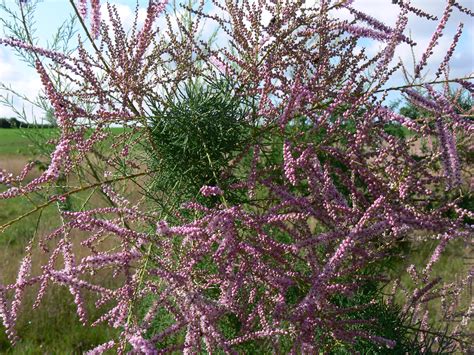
19, 1, 41, 64
401, 324, 466, 344
68, 0, 110, 72
0, 169, 158, 233
68, 0, 159, 154
376, 76, 474, 93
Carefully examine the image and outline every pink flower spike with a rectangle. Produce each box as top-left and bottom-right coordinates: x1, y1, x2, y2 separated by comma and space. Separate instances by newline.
199, 185, 223, 197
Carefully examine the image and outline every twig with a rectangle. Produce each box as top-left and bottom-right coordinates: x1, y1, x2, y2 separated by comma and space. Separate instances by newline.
376, 76, 474, 93
0, 169, 157, 233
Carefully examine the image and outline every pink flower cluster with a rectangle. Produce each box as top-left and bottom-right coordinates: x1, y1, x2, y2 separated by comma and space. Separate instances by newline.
199, 185, 223, 197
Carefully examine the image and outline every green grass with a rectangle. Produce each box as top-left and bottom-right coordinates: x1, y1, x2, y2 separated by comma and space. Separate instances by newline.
0, 127, 130, 155
0, 192, 120, 353
0, 195, 58, 247
0, 287, 119, 354
0, 129, 41, 155
389, 238, 472, 321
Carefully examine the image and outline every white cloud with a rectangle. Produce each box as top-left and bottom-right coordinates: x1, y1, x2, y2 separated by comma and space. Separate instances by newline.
345, 0, 474, 79
0, 48, 43, 120
100, 2, 148, 33
1, 0, 472, 119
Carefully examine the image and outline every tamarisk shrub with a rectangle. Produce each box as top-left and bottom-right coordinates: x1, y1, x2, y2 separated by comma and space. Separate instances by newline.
0, 0, 473, 352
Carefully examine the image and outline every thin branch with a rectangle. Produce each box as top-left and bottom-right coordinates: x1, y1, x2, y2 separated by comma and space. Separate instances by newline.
0, 169, 158, 233
377, 76, 474, 93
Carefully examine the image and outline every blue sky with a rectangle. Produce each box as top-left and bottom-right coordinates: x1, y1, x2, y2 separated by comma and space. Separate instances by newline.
0, 0, 473, 120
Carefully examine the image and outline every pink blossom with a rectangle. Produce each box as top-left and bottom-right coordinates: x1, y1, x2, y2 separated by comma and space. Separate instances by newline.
199, 185, 223, 197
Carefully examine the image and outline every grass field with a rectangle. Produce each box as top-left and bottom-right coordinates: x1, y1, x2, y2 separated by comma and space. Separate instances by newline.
0, 129, 40, 155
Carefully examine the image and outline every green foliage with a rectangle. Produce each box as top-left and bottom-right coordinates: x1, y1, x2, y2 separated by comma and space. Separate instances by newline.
147, 78, 253, 213
383, 123, 410, 139
139, 297, 185, 350
330, 281, 415, 354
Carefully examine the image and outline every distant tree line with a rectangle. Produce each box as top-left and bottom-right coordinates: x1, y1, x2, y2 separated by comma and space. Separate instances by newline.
0, 117, 55, 128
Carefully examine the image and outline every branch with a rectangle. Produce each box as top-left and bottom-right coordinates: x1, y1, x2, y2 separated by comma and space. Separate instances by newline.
0, 169, 158, 234
376, 76, 474, 93
68, 0, 159, 154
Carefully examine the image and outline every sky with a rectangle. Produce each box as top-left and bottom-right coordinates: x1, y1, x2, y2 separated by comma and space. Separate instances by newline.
0, 0, 473, 120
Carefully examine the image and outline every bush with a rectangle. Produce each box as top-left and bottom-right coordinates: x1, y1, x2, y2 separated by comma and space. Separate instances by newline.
0, 0, 472, 353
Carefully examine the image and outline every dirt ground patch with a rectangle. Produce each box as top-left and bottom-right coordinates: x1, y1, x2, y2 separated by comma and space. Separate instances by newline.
0, 154, 42, 179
